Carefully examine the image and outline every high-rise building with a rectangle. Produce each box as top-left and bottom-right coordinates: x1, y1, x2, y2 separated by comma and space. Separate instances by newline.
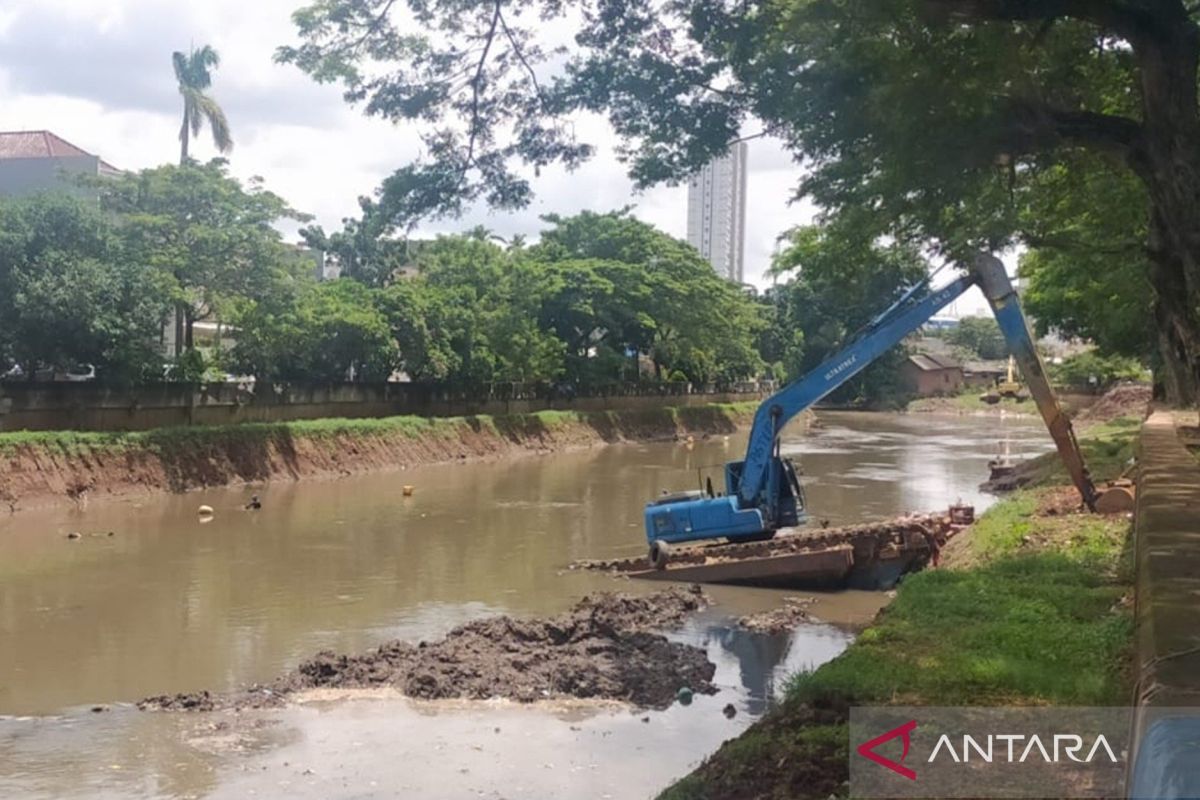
686, 141, 748, 283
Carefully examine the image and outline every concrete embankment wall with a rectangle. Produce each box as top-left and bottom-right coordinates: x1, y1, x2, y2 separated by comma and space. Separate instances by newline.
0, 382, 767, 433
1128, 410, 1200, 796
0, 403, 758, 512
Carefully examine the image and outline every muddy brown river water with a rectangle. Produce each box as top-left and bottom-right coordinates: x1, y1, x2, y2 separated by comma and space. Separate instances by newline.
0, 410, 1052, 799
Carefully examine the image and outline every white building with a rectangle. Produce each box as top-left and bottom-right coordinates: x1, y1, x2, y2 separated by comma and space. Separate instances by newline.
686, 142, 748, 283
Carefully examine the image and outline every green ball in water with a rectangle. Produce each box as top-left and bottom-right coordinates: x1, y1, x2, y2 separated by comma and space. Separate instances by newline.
676, 686, 694, 705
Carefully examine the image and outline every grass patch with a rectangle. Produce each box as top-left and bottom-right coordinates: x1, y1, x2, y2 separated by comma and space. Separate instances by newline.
0, 429, 140, 456
794, 482, 1133, 709
1078, 417, 1145, 479
998, 416, 1140, 487
960, 489, 1131, 566
952, 392, 1003, 412
0, 415, 446, 456
787, 521, 1131, 707
906, 390, 1026, 414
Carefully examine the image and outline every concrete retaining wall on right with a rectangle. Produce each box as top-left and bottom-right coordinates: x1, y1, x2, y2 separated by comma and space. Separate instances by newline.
1128, 410, 1200, 798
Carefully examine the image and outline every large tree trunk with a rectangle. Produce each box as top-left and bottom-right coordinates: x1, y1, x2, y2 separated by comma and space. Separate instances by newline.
184, 306, 195, 352
173, 303, 185, 359
1154, 303, 1197, 403
1131, 12, 1200, 405
1146, 212, 1200, 404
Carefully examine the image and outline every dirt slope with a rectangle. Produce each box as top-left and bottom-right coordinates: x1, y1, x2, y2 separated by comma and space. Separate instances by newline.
1074, 383, 1152, 427
0, 405, 756, 512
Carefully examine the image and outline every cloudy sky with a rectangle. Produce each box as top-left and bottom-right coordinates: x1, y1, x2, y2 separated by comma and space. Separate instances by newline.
0, 0, 831, 290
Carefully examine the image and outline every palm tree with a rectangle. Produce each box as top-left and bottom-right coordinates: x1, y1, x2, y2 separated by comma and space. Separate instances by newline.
173, 46, 233, 164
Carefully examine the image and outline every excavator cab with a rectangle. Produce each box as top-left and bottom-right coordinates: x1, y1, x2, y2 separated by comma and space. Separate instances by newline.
645, 455, 806, 567
723, 456, 806, 531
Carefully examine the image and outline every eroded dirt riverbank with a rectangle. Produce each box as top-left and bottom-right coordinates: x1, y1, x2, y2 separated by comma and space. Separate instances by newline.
0, 404, 756, 512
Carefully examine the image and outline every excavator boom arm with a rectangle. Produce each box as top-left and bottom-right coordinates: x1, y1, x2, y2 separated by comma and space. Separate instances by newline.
736, 275, 976, 507
973, 254, 1099, 510
645, 252, 1101, 550
736, 254, 1099, 513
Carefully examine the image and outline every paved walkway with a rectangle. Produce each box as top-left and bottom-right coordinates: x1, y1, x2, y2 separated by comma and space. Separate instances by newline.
1129, 410, 1200, 798
1134, 410, 1200, 707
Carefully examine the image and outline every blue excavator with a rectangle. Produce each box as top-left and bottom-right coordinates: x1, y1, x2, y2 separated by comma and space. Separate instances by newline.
644, 253, 1102, 568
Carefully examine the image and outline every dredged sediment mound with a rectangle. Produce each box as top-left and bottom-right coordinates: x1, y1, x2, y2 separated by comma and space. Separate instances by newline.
139, 586, 716, 712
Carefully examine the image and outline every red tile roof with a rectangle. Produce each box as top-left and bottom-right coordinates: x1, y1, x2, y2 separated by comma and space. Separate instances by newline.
908, 353, 962, 372
0, 130, 95, 159
0, 130, 120, 173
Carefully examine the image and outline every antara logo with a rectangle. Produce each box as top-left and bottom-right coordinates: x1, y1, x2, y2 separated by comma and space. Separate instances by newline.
927, 734, 1119, 764
856, 721, 1120, 781
857, 720, 918, 780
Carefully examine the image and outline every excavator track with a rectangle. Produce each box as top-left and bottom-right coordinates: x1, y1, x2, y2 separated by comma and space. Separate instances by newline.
574, 508, 972, 589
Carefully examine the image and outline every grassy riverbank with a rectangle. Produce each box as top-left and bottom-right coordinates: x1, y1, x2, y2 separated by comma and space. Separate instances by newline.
660, 422, 1138, 800
0, 403, 757, 455
0, 402, 759, 511
905, 390, 1021, 415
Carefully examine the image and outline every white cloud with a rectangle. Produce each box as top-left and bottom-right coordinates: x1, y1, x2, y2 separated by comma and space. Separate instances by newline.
0, 0, 815, 287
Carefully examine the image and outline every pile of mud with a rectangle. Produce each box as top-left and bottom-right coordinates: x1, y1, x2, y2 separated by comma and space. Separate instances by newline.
737, 597, 816, 635
1075, 384, 1151, 426
140, 586, 715, 712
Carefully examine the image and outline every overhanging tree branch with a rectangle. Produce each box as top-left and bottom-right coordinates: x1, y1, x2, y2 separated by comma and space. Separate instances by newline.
923, 0, 1169, 42
1024, 233, 1150, 256
497, 8, 544, 106
1044, 108, 1143, 153
333, 0, 399, 58
997, 99, 1144, 163
461, 1, 503, 177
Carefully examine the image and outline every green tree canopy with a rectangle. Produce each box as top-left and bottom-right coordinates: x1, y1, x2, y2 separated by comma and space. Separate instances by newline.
0, 195, 174, 383
229, 279, 396, 382
99, 160, 311, 357
948, 317, 1008, 361
302, 217, 415, 288
530, 211, 763, 383
1051, 351, 1148, 389
374, 280, 461, 382
328, 211, 765, 390
279, 0, 1200, 403
764, 220, 928, 405
1018, 160, 1155, 367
